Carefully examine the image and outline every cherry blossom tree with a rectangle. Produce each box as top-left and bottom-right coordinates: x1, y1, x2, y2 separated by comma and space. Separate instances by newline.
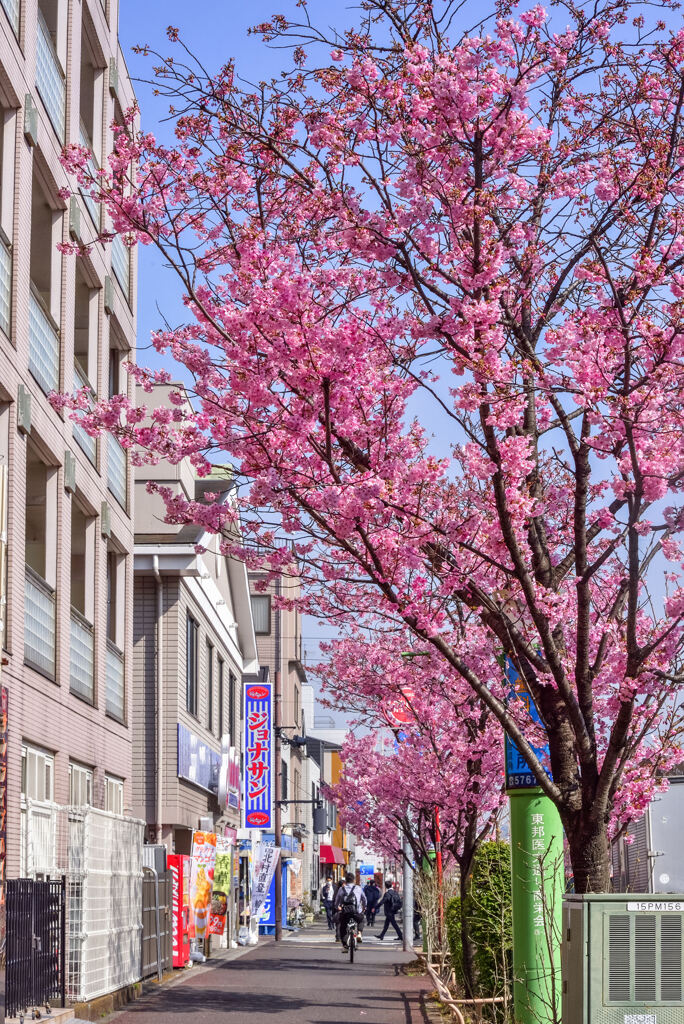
59, 0, 684, 891
320, 634, 504, 989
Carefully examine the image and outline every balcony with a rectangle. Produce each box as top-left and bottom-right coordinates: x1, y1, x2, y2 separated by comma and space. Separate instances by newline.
111, 233, 129, 298
0, 0, 19, 35
79, 122, 99, 227
0, 233, 11, 337
73, 363, 96, 464
36, 11, 65, 141
29, 285, 60, 394
70, 609, 94, 703
107, 435, 127, 508
25, 566, 56, 678
105, 639, 124, 721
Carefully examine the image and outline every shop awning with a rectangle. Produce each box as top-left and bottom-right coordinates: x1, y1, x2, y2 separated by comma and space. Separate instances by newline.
319, 844, 346, 865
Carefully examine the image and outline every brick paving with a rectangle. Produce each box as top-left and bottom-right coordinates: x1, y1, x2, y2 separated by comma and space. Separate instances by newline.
108, 924, 435, 1023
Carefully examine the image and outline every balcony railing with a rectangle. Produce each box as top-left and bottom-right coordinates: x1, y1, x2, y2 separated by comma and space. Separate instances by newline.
105, 639, 124, 721
107, 435, 127, 507
73, 363, 96, 463
70, 609, 94, 703
0, 0, 19, 35
111, 233, 129, 298
29, 285, 60, 394
25, 566, 56, 678
79, 122, 99, 227
36, 11, 65, 141
0, 233, 11, 337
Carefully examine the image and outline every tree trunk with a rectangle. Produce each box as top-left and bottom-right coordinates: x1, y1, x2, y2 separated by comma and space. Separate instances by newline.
564, 812, 612, 893
459, 865, 477, 998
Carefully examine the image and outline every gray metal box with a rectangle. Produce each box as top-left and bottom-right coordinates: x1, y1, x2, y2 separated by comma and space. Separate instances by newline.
562, 893, 684, 1024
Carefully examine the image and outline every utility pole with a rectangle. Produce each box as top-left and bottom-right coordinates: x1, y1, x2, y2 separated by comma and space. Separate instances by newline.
274, 669, 282, 942
402, 835, 414, 953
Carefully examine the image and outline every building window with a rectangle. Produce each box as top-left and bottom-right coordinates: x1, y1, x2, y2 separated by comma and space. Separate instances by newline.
250, 595, 271, 635
29, 174, 62, 394
104, 774, 124, 816
79, 6, 104, 161
206, 640, 214, 734
74, 265, 98, 387
25, 443, 58, 677
186, 614, 198, 716
217, 657, 224, 737
69, 761, 92, 806
105, 547, 125, 647
105, 547, 125, 720
70, 501, 95, 703
21, 743, 54, 803
20, 743, 54, 874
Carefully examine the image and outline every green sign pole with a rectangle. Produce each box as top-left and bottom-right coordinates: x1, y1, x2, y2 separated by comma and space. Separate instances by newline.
509, 789, 564, 1024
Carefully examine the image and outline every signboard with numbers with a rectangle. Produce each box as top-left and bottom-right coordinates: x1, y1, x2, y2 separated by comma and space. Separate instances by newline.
243, 683, 273, 828
504, 658, 552, 791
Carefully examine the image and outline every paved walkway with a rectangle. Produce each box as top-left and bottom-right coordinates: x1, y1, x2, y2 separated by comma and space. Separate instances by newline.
109, 924, 434, 1023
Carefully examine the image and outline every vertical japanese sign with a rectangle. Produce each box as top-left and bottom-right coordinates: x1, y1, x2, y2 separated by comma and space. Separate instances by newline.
250, 844, 280, 922
190, 831, 217, 941
243, 683, 273, 828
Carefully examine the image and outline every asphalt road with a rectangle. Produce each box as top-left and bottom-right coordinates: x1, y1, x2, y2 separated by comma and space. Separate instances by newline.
110, 926, 435, 1023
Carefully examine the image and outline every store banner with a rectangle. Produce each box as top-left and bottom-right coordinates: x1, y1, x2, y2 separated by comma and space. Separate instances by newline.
243, 682, 273, 828
250, 844, 280, 922
210, 850, 233, 936
190, 831, 217, 940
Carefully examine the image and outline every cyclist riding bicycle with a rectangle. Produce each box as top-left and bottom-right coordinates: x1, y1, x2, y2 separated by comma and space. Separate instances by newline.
334, 872, 366, 953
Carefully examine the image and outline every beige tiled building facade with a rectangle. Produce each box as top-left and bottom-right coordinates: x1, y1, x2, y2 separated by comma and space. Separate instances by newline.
0, 0, 137, 876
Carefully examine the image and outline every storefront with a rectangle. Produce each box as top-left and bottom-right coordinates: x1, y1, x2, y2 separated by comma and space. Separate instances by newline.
319, 844, 346, 882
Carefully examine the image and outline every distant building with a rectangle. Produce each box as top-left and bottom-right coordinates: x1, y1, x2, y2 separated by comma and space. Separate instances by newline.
133, 386, 259, 852
0, 0, 138, 878
612, 776, 684, 893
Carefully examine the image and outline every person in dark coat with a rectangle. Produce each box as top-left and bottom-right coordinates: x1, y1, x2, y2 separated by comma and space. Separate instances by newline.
320, 875, 336, 931
363, 879, 381, 926
374, 880, 403, 940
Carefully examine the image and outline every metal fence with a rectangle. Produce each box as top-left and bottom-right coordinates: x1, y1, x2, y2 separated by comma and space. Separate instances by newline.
22, 800, 144, 1003
141, 869, 173, 980
6, 877, 66, 1018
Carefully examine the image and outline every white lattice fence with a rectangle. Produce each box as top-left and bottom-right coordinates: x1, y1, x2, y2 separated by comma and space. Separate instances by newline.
24, 801, 144, 1002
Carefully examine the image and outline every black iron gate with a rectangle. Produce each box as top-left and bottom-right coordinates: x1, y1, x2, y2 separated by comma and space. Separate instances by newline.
6, 878, 66, 1018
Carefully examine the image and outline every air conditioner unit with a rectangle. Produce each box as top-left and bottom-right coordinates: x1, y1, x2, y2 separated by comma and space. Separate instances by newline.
562, 893, 684, 1024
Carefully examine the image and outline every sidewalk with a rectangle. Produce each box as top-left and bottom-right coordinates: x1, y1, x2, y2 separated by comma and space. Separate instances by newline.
106, 922, 436, 1023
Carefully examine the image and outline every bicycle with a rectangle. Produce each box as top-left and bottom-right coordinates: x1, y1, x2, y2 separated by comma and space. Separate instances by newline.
345, 917, 360, 963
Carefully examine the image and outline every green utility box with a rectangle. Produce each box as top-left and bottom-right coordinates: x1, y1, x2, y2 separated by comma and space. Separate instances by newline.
562, 893, 684, 1024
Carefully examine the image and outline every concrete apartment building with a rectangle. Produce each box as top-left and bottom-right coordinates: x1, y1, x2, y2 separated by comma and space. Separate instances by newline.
0, 0, 137, 877
133, 386, 259, 853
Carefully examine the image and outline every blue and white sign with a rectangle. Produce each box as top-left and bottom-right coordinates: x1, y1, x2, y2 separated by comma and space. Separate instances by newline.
504, 658, 552, 791
359, 864, 375, 876
243, 682, 273, 828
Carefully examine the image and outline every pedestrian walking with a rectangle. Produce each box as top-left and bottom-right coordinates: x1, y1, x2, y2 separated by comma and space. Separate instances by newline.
320, 875, 336, 931
413, 893, 422, 943
375, 880, 403, 941
334, 872, 366, 952
363, 878, 381, 926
